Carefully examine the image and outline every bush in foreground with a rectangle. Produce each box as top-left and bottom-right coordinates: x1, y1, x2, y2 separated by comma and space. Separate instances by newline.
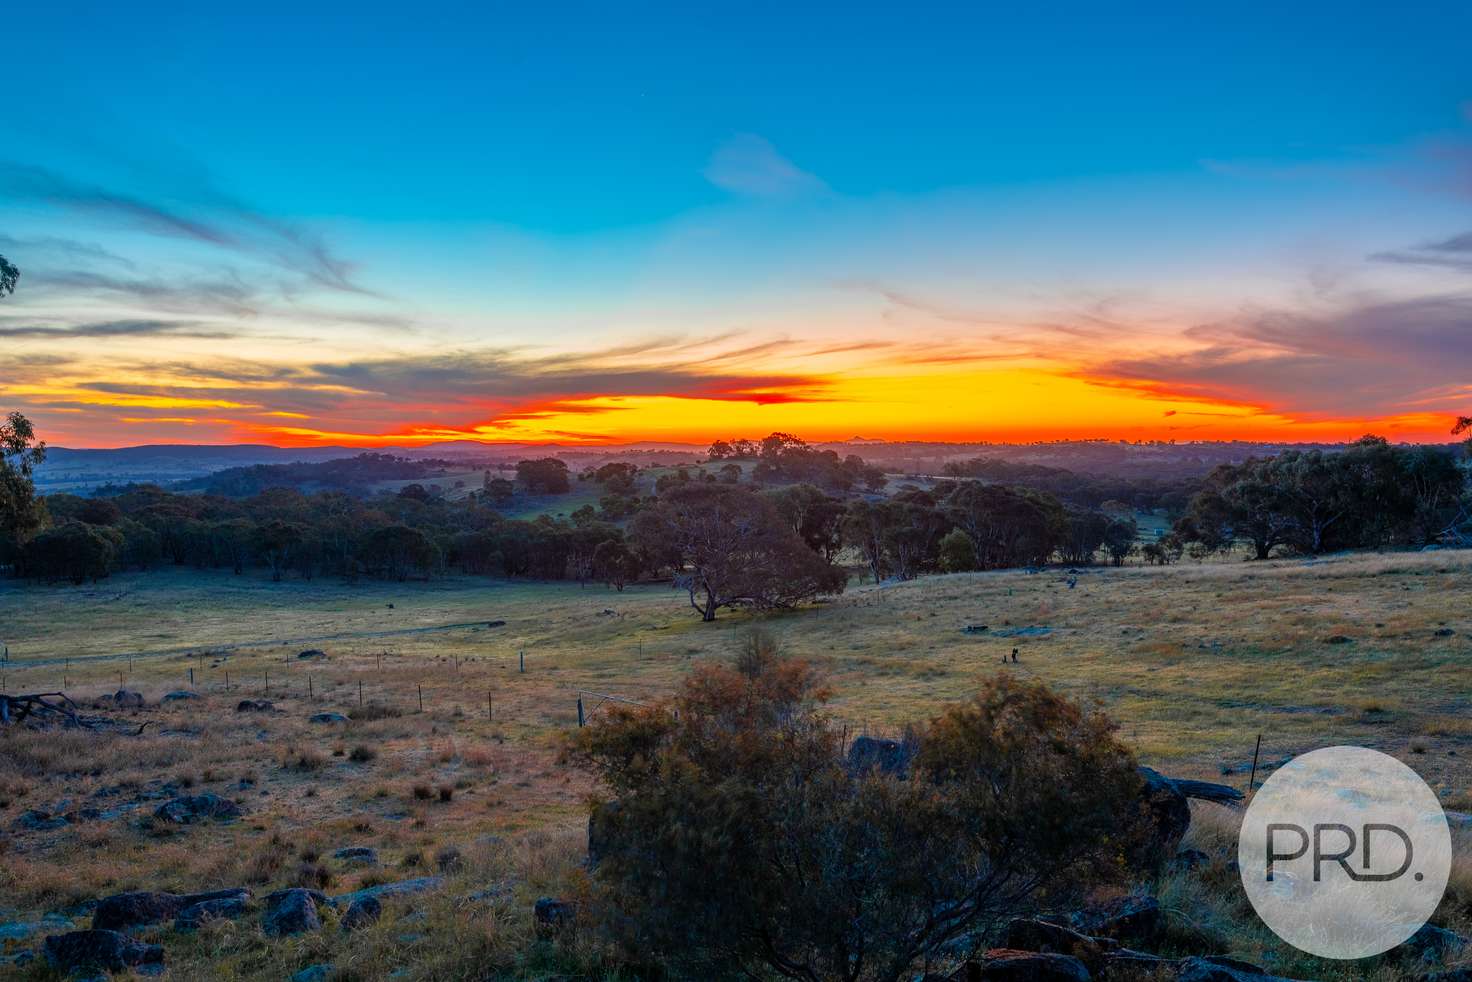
568, 638, 1145, 981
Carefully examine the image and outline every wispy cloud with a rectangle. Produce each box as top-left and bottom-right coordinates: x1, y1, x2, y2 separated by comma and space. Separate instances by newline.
1370, 230, 1472, 273
704, 134, 826, 197
0, 317, 237, 340
0, 161, 374, 296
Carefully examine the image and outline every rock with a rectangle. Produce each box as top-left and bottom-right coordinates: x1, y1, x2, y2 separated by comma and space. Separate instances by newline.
1001, 919, 1115, 973
1072, 894, 1162, 946
1323, 634, 1353, 645
845, 735, 915, 777
292, 963, 335, 982
533, 897, 576, 938
298, 649, 327, 659
972, 949, 1091, 980
1137, 768, 1192, 864
0, 913, 74, 942
330, 876, 443, 909
309, 712, 349, 724
263, 888, 322, 937
236, 699, 273, 712
153, 793, 242, 824
332, 846, 378, 864
161, 690, 198, 702
43, 930, 163, 974
1434, 628, 1456, 637
113, 689, 145, 708
486, 620, 506, 628
14, 808, 68, 831
1403, 923, 1467, 961
93, 888, 249, 930
341, 896, 381, 931
174, 895, 248, 931
962, 624, 989, 634
1175, 955, 1303, 981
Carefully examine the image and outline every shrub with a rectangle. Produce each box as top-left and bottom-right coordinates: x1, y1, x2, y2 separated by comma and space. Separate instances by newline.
411, 784, 433, 801
568, 651, 1143, 981
348, 744, 377, 763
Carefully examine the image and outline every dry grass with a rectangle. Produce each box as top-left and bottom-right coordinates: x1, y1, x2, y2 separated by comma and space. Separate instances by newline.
0, 548, 1468, 978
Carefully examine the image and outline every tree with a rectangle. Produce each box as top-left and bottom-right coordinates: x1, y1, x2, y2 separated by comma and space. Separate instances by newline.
592, 461, 639, 494
1058, 509, 1108, 565
569, 652, 1143, 982
0, 255, 18, 298
1, 412, 48, 563
630, 483, 846, 620
253, 519, 304, 581
592, 538, 639, 591
946, 482, 1066, 569
360, 524, 439, 581
1102, 517, 1138, 566
20, 521, 117, 584
707, 439, 734, 460
483, 475, 515, 506
516, 457, 570, 494
937, 528, 977, 572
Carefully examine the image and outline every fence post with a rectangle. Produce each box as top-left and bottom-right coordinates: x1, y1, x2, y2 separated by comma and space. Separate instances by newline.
1247, 734, 1263, 793
264, 669, 269, 696
308, 675, 313, 700
519, 650, 524, 673
577, 696, 585, 727
189, 667, 194, 688
418, 683, 423, 712
358, 679, 363, 706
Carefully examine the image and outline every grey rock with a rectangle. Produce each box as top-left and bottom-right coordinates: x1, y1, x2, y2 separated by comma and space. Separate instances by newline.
974, 949, 1090, 980
174, 895, 248, 931
298, 649, 327, 659
309, 712, 349, 724
330, 876, 442, 909
332, 846, 378, 864
341, 896, 380, 931
153, 793, 242, 824
14, 809, 68, 831
93, 888, 249, 931
43, 929, 163, 974
1176, 955, 1305, 981
162, 690, 199, 702
113, 689, 145, 708
262, 888, 321, 937
533, 897, 576, 938
0, 913, 74, 942
292, 963, 334, 982
1071, 894, 1162, 946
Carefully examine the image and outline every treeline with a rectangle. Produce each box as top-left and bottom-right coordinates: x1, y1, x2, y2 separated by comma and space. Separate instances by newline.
182, 452, 462, 497
1171, 436, 1466, 558
942, 456, 1201, 513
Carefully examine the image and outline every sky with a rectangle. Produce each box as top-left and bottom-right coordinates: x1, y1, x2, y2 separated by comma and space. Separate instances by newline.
3, 2, 1472, 448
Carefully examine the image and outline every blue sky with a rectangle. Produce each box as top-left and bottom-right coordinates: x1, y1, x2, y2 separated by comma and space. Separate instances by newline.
3, 2, 1471, 445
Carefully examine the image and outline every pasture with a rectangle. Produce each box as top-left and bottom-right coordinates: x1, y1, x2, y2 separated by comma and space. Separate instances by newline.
1, 549, 1469, 978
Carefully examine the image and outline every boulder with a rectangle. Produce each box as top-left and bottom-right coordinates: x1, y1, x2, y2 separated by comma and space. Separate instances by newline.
845, 736, 916, 777
162, 690, 198, 702
332, 846, 379, 865
309, 712, 349, 724
972, 949, 1091, 981
341, 896, 381, 931
153, 793, 242, 824
1175, 955, 1304, 981
330, 876, 442, 909
1071, 894, 1162, 946
1002, 919, 1115, 974
113, 689, 145, 709
263, 888, 322, 937
1136, 768, 1192, 864
43, 929, 163, 974
93, 887, 249, 930
1402, 924, 1467, 961
298, 649, 327, 659
0, 913, 74, 942
14, 808, 68, 831
174, 895, 248, 931
533, 897, 576, 938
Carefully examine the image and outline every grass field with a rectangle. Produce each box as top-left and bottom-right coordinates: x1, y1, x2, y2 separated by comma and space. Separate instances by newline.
1, 549, 1469, 978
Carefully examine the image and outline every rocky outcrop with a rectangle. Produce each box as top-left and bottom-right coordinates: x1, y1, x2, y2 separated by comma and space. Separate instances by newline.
153, 793, 242, 824
93, 888, 248, 930
43, 929, 163, 974
341, 896, 381, 931
263, 889, 323, 937
174, 895, 248, 932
